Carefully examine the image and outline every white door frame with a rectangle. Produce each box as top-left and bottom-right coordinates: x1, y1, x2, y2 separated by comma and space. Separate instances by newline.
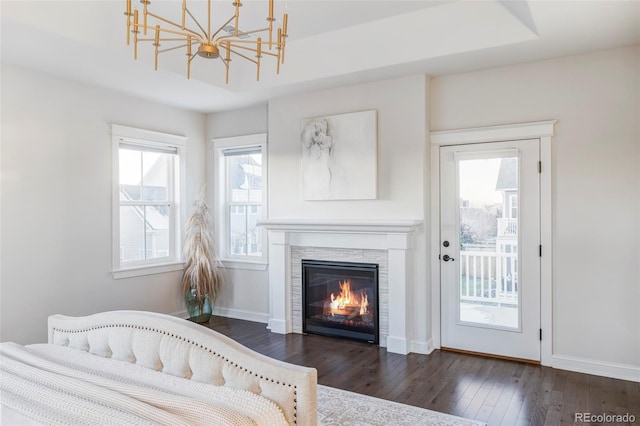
430, 120, 556, 366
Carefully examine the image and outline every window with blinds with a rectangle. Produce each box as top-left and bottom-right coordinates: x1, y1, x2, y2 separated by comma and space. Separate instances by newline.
111, 125, 185, 277
222, 146, 263, 258
212, 133, 267, 266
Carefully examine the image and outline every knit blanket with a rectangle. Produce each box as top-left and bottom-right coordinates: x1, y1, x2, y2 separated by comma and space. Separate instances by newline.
0, 342, 288, 426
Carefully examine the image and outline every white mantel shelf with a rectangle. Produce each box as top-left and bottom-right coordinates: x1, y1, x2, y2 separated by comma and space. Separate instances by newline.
261, 218, 424, 355
258, 219, 423, 234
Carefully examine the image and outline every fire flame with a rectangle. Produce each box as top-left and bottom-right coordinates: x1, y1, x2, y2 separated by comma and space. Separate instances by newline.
329, 280, 369, 315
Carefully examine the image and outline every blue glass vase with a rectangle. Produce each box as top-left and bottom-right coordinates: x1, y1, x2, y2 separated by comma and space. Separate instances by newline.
185, 288, 212, 323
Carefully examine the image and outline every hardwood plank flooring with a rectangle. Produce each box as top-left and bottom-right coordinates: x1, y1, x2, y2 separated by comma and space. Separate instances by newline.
204, 316, 640, 426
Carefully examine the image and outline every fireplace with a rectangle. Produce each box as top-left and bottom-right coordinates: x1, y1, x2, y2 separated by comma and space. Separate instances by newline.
302, 259, 379, 344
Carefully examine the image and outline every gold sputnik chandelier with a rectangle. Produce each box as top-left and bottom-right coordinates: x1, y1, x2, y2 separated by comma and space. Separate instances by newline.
124, 0, 289, 83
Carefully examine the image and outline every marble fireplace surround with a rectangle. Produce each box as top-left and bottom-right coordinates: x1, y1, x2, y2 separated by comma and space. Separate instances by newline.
259, 219, 422, 355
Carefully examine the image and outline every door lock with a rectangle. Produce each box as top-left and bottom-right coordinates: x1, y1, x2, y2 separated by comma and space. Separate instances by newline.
442, 254, 455, 262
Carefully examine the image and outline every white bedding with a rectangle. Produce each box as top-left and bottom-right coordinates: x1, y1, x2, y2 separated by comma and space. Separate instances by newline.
0, 342, 289, 426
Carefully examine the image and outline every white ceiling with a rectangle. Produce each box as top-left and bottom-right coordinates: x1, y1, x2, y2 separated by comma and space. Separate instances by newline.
2, 1, 639, 113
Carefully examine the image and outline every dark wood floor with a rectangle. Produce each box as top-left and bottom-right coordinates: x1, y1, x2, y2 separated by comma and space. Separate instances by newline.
204, 316, 639, 426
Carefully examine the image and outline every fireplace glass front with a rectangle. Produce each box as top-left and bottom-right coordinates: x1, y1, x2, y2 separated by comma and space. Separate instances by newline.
302, 259, 379, 344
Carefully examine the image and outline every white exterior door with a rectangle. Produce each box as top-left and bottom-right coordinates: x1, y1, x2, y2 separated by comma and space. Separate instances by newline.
440, 139, 541, 361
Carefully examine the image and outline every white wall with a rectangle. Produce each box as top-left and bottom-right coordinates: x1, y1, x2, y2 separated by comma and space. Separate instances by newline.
1, 64, 206, 344
268, 75, 431, 348
5, 43, 636, 379
205, 104, 271, 322
431, 46, 640, 370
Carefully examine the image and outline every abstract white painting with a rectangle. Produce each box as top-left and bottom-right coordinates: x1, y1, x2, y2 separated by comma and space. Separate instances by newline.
300, 110, 377, 200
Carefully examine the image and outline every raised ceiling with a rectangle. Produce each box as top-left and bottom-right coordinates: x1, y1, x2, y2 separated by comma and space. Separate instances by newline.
2, 1, 639, 112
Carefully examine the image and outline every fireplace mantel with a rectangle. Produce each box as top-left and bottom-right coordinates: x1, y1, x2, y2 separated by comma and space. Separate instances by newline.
259, 218, 423, 355
259, 219, 422, 235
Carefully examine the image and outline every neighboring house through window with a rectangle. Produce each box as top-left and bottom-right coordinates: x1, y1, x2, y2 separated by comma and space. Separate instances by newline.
509, 194, 518, 219
212, 133, 267, 269
112, 125, 186, 278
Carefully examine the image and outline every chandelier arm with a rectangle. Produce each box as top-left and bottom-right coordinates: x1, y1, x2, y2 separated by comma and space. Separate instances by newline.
234, 0, 240, 37
276, 28, 282, 73
216, 55, 231, 84
139, 25, 205, 44
184, 8, 209, 41
146, 11, 204, 41
136, 37, 188, 44
217, 56, 229, 67
158, 43, 192, 54
210, 15, 236, 42
222, 37, 273, 45
224, 39, 281, 58
227, 48, 259, 65
278, 28, 285, 65
230, 44, 260, 54
216, 27, 270, 41
207, 0, 211, 40
187, 50, 200, 79
268, 0, 274, 48
230, 43, 276, 58
256, 50, 278, 58
126, 11, 131, 45
256, 37, 262, 81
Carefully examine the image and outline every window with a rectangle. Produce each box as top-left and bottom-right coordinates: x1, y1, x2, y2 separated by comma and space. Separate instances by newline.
112, 125, 186, 278
212, 133, 267, 269
509, 194, 518, 219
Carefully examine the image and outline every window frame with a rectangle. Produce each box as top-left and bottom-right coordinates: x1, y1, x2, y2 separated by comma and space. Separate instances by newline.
211, 133, 268, 270
111, 124, 187, 279
509, 193, 518, 219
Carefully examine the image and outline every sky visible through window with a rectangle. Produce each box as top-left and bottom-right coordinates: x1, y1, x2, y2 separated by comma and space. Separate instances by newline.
459, 158, 502, 208
119, 149, 161, 186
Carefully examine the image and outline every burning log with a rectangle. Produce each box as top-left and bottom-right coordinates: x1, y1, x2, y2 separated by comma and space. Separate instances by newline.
322, 279, 370, 321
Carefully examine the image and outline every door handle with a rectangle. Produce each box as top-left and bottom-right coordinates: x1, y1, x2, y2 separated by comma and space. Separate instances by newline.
442, 254, 455, 262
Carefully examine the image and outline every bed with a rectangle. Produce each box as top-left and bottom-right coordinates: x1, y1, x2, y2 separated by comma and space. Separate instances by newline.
0, 310, 317, 425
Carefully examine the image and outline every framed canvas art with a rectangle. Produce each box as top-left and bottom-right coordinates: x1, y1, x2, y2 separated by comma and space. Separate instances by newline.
300, 110, 377, 200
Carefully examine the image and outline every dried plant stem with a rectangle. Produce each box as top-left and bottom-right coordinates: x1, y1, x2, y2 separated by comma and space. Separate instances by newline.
182, 186, 222, 312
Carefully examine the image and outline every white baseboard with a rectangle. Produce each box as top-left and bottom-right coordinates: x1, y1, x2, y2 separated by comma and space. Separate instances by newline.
409, 338, 434, 355
552, 354, 640, 383
212, 307, 270, 324
386, 336, 409, 355
267, 319, 288, 334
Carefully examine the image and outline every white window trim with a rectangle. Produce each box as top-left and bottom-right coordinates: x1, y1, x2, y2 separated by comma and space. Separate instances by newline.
210, 133, 268, 270
111, 124, 187, 278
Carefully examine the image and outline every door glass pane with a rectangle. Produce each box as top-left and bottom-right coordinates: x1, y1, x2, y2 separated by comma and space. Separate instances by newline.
458, 156, 519, 329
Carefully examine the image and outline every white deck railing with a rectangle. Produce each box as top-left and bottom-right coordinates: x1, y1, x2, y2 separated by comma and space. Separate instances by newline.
459, 250, 518, 306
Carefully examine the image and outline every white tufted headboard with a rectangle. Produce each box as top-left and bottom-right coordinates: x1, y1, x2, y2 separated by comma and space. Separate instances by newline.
48, 311, 317, 425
